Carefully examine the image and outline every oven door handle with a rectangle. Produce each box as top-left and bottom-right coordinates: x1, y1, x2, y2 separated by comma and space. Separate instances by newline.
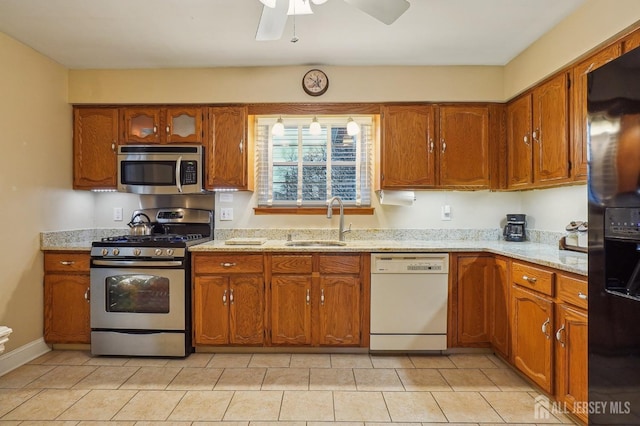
91, 259, 184, 267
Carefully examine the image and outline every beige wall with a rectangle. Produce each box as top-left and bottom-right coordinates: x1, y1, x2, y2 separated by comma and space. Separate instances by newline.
69, 66, 505, 104
0, 33, 94, 353
504, 0, 640, 98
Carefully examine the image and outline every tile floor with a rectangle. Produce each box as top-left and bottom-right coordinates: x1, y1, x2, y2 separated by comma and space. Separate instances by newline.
0, 350, 576, 425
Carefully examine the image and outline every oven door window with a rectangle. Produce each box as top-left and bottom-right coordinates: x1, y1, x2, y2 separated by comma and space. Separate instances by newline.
121, 161, 176, 186
106, 274, 170, 313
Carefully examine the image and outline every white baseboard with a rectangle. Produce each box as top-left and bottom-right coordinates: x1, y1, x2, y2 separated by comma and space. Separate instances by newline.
0, 338, 51, 376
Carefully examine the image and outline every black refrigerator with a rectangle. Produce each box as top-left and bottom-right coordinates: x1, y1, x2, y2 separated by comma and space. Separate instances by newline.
588, 46, 640, 425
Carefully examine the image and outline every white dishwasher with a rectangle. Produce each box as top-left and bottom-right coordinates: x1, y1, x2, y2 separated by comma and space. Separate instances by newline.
370, 253, 449, 351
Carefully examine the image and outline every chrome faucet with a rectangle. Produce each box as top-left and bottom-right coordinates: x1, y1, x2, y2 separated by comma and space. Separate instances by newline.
327, 196, 351, 241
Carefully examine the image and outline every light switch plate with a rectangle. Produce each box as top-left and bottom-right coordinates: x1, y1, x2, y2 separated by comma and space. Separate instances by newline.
220, 208, 234, 221
441, 205, 451, 221
113, 207, 123, 221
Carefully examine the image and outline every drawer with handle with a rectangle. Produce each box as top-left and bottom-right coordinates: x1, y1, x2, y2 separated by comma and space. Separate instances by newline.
557, 274, 588, 310
511, 261, 554, 296
44, 252, 90, 273
193, 253, 264, 274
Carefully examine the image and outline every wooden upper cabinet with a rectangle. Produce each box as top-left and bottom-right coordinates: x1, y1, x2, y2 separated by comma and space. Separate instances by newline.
622, 27, 640, 53
531, 73, 571, 184
122, 107, 203, 144
571, 44, 621, 182
165, 107, 203, 143
73, 107, 119, 190
439, 105, 490, 188
207, 106, 248, 190
381, 104, 436, 188
506, 94, 533, 188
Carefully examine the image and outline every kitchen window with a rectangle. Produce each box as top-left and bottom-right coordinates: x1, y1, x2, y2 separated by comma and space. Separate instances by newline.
255, 116, 373, 208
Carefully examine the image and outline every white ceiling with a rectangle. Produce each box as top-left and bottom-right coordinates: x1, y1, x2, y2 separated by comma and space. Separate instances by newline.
0, 0, 585, 69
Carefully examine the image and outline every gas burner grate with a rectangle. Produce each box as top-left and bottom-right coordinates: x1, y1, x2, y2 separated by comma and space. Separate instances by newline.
102, 234, 204, 243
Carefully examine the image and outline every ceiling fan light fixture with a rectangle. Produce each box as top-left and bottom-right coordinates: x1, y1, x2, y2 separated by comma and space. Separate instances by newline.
309, 116, 322, 135
287, 0, 313, 15
346, 117, 360, 136
272, 117, 285, 136
259, 0, 277, 8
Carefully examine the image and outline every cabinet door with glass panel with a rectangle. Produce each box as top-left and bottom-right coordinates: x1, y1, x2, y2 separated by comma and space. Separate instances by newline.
255, 116, 373, 209
122, 106, 203, 144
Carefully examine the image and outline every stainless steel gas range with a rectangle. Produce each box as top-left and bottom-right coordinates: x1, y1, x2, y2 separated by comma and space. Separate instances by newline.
89, 205, 213, 357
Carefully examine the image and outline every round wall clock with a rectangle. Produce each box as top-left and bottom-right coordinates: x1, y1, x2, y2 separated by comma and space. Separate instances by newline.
302, 69, 329, 96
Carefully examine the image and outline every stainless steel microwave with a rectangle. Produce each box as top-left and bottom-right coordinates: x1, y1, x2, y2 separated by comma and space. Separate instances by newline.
117, 145, 204, 194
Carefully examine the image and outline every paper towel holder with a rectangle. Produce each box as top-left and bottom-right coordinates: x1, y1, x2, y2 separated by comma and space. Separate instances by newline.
377, 190, 416, 206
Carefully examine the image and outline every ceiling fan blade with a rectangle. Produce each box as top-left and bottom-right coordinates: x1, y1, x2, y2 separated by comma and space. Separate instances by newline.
343, 0, 410, 25
256, 0, 289, 41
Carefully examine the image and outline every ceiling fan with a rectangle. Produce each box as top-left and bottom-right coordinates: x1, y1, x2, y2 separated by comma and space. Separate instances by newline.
256, 0, 411, 41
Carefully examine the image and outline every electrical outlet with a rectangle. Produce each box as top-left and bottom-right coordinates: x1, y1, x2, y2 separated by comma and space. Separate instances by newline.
441, 205, 451, 221
220, 208, 234, 221
113, 207, 123, 221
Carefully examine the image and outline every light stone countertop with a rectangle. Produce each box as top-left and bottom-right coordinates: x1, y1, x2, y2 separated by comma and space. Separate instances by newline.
190, 239, 587, 276
40, 229, 587, 276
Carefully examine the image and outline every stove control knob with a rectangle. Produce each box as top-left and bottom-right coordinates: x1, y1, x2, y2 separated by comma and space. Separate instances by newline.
112, 248, 120, 256
133, 248, 141, 257
155, 249, 163, 256
101, 248, 108, 256
166, 249, 174, 256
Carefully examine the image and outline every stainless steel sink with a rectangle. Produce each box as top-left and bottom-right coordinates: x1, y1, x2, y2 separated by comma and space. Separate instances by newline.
284, 240, 347, 247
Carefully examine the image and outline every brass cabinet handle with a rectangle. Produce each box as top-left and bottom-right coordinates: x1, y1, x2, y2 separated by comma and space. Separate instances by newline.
230, 288, 234, 304
441, 139, 446, 153
306, 289, 310, 305
320, 289, 325, 306
60, 261, 75, 266
239, 139, 244, 153
541, 318, 551, 339
578, 292, 588, 300
84, 287, 90, 303
222, 289, 227, 305
522, 275, 537, 283
523, 134, 529, 145
555, 324, 566, 347
153, 125, 158, 134
220, 262, 237, 268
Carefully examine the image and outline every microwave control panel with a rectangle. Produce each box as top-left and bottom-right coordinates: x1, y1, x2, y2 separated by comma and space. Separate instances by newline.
181, 161, 199, 184
605, 207, 640, 239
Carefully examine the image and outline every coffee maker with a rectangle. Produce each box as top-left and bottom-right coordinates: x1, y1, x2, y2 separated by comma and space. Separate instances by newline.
503, 214, 526, 242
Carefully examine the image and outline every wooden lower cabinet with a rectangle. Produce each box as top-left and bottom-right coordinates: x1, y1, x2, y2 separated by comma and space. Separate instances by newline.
490, 257, 510, 358
192, 252, 368, 348
270, 275, 312, 345
43, 252, 91, 344
453, 255, 493, 346
192, 253, 264, 346
511, 284, 554, 393
268, 253, 366, 347
318, 275, 361, 346
554, 303, 588, 423
451, 254, 508, 354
